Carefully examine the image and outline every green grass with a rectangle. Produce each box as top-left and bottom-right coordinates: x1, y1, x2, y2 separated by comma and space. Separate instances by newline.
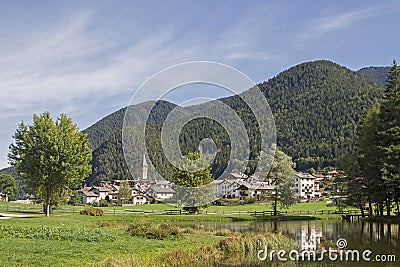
202, 201, 335, 212
0, 212, 299, 267
0, 201, 373, 266
0, 213, 216, 266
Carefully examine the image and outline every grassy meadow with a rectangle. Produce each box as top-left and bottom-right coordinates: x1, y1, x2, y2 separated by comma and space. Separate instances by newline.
0, 200, 347, 266
0, 208, 303, 267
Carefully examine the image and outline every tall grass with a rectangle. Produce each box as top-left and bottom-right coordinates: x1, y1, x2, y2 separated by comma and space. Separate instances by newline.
96, 225, 298, 266
127, 221, 181, 240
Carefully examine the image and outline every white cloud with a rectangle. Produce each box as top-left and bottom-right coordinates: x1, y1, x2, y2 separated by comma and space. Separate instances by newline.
0, 12, 198, 114
299, 6, 378, 40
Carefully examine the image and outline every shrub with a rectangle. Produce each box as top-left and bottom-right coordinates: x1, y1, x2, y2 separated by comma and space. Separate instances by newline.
215, 228, 232, 236
80, 207, 104, 216
99, 199, 109, 207
127, 221, 181, 240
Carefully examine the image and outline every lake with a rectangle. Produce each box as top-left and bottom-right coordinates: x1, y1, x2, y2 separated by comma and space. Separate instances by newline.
178, 219, 399, 266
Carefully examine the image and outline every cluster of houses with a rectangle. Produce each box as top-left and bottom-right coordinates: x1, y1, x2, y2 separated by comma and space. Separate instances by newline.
212, 172, 324, 201
78, 179, 175, 205
78, 171, 329, 205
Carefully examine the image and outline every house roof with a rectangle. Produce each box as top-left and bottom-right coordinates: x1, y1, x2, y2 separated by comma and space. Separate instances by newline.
154, 180, 171, 185
92, 186, 110, 192
236, 181, 258, 190
256, 185, 275, 191
227, 173, 246, 179
211, 179, 224, 185
80, 190, 99, 197
148, 186, 175, 194
296, 172, 316, 179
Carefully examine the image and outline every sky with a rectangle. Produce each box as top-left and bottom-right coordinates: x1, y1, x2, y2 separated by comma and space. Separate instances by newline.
0, 0, 399, 169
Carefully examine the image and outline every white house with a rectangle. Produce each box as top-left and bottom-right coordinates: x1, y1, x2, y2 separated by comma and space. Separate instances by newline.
131, 189, 147, 205
212, 179, 240, 198
146, 185, 175, 200
234, 181, 259, 200
294, 172, 321, 200
253, 184, 275, 199
79, 187, 99, 204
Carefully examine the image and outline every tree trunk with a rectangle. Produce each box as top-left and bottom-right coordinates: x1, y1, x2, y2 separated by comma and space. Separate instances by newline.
273, 193, 278, 216
386, 198, 391, 216
45, 202, 50, 217
44, 195, 51, 217
368, 198, 373, 216
379, 201, 384, 216
360, 204, 365, 218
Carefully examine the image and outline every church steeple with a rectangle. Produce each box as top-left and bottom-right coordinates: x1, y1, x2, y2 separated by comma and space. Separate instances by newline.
142, 154, 148, 180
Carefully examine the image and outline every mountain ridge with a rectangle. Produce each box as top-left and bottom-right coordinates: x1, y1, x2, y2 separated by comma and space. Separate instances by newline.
82, 60, 385, 184
3, 60, 387, 185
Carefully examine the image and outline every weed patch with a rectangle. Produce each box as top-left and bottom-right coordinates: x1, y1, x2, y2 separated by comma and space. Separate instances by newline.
127, 221, 181, 240
0, 225, 114, 242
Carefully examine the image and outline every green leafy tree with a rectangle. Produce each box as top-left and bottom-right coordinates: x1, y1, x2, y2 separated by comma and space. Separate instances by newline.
119, 180, 131, 203
68, 190, 81, 206
172, 152, 213, 213
0, 174, 17, 201
174, 152, 213, 187
263, 148, 296, 215
8, 112, 92, 217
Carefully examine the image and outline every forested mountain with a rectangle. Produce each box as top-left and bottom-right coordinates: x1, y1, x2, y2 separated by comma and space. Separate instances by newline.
83, 101, 181, 151
82, 60, 384, 184
2, 60, 386, 185
357, 66, 390, 87
86, 100, 185, 185
257, 60, 384, 169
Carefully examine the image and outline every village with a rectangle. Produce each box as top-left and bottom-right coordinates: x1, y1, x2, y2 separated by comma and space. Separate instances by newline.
76, 156, 341, 206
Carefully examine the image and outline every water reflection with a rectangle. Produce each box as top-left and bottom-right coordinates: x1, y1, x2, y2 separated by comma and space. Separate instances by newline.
177, 219, 399, 266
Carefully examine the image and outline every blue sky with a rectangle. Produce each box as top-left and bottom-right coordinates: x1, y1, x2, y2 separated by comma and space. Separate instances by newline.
0, 0, 399, 168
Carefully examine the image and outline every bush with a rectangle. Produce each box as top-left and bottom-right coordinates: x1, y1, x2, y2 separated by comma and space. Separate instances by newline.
127, 221, 181, 240
80, 207, 104, 216
99, 199, 109, 207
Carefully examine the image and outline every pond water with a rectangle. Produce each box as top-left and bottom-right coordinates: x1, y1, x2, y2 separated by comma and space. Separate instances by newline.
178, 219, 399, 266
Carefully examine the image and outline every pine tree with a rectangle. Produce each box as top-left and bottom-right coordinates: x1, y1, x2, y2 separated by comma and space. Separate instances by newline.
359, 105, 386, 215
377, 60, 400, 215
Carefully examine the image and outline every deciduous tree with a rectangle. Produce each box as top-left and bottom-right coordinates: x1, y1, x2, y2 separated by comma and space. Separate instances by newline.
119, 180, 131, 203
8, 112, 92, 217
263, 148, 296, 215
172, 151, 213, 213
0, 174, 17, 201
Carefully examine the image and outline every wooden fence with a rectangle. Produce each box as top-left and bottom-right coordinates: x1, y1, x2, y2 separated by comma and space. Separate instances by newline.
0, 205, 360, 216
